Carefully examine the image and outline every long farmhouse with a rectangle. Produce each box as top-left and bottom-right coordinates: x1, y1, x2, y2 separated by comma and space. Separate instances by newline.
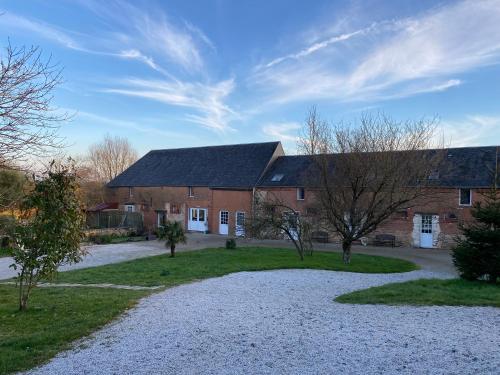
107, 141, 499, 249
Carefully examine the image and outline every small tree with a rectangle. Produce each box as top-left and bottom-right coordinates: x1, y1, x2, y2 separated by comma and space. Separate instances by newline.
0, 168, 28, 213
452, 188, 500, 283
10, 161, 85, 310
250, 193, 314, 260
299, 109, 443, 264
157, 220, 187, 257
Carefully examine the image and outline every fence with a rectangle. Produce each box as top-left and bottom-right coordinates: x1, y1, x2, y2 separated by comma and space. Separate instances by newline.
86, 211, 143, 231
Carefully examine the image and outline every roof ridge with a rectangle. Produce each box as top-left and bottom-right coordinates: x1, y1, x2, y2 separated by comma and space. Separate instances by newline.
149, 141, 280, 153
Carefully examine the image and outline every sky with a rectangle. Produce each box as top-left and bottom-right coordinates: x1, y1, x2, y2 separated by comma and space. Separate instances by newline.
1, 0, 500, 157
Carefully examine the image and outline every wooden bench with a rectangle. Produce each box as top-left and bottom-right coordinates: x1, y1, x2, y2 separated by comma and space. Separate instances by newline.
374, 234, 396, 247
311, 231, 329, 243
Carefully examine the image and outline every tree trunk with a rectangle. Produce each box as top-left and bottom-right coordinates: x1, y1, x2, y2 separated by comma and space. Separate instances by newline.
342, 240, 352, 264
170, 244, 176, 258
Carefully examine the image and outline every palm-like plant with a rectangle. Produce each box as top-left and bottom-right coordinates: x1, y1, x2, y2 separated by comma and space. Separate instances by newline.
157, 220, 187, 257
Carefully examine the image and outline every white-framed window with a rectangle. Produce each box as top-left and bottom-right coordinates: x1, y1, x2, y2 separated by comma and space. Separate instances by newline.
235, 211, 245, 236
297, 187, 305, 200
271, 174, 284, 182
459, 188, 472, 206
188, 186, 194, 197
124, 204, 135, 212
220, 210, 229, 225
157, 211, 167, 227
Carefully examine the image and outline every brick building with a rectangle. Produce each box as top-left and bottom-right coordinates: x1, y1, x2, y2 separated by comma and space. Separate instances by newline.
107, 142, 499, 249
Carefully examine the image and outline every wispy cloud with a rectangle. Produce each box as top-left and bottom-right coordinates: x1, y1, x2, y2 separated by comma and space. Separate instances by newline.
0, 11, 85, 51
77, 0, 209, 72
104, 78, 237, 132
253, 0, 500, 103
262, 122, 301, 141
0, 1, 212, 73
438, 114, 500, 147
258, 21, 398, 70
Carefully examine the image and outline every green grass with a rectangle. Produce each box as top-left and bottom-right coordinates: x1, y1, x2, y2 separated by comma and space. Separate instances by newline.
0, 285, 148, 375
53, 247, 418, 287
335, 278, 500, 307
0, 248, 12, 258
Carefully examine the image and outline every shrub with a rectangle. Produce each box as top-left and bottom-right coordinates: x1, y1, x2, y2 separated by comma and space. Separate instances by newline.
452, 188, 500, 283
225, 238, 237, 249
157, 221, 186, 257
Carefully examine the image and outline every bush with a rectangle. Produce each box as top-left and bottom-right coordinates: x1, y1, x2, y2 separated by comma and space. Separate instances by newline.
88, 233, 115, 244
225, 238, 237, 249
452, 189, 499, 283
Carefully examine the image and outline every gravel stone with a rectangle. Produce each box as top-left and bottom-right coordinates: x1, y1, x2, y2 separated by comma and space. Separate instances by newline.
26, 270, 500, 375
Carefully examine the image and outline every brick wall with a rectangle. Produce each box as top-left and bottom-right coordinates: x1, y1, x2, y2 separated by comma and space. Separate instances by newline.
107, 186, 253, 235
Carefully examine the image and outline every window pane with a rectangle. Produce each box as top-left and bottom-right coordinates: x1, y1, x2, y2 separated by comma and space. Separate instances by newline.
236, 212, 245, 226
199, 209, 205, 222
191, 208, 198, 221
460, 189, 471, 205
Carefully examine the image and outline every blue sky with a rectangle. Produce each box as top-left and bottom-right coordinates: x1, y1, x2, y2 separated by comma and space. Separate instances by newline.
1, 0, 500, 156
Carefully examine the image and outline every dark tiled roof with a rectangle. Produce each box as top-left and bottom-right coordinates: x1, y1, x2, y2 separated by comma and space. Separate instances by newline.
257, 155, 315, 187
258, 146, 500, 188
108, 142, 280, 188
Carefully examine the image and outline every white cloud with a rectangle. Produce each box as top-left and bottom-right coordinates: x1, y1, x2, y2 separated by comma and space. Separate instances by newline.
104, 78, 237, 132
78, 0, 208, 72
0, 11, 84, 51
253, 0, 500, 103
0, 2, 211, 73
262, 122, 301, 141
438, 115, 500, 147
74, 110, 187, 139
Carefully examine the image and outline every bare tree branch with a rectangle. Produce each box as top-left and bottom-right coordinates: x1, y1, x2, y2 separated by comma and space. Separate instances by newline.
0, 43, 68, 166
300, 109, 445, 263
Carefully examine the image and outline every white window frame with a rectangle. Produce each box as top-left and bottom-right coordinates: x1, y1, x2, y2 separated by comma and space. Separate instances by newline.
235, 211, 246, 236
124, 204, 135, 212
297, 187, 305, 201
188, 186, 194, 197
459, 188, 472, 206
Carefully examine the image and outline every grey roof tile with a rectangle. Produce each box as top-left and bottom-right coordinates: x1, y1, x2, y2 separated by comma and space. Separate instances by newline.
108, 142, 280, 188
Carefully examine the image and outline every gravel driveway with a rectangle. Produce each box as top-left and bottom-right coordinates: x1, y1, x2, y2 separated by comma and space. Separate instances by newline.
27, 269, 499, 375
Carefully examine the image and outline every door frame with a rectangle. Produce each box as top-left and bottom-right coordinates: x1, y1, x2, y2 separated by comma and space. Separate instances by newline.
420, 214, 434, 248
219, 210, 229, 235
188, 207, 208, 232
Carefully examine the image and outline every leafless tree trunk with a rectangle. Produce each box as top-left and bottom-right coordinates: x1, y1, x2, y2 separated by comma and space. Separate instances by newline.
87, 134, 138, 183
249, 191, 314, 260
0, 44, 67, 166
300, 110, 444, 264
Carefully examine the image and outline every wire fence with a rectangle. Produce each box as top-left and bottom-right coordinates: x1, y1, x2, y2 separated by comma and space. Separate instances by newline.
86, 211, 143, 231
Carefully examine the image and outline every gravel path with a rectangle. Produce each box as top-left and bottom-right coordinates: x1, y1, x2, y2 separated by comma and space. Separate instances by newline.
27, 270, 499, 375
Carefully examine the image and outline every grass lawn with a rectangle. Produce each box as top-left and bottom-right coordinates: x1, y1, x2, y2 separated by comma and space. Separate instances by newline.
53, 247, 418, 287
335, 278, 500, 307
0, 285, 148, 375
0, 248, 12, 258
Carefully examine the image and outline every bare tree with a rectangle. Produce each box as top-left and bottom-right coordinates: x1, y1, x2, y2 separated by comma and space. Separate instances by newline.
249, 191, 314, 260
87, 134, 138, 182
300, 110, 444, 264
0, 44, 67, 166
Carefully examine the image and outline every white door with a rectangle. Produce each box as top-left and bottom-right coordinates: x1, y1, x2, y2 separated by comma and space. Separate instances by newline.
235, 211, 245, 237
420, 214, 433, 248
219, 210, 229, 235
188, 208, 208, 232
